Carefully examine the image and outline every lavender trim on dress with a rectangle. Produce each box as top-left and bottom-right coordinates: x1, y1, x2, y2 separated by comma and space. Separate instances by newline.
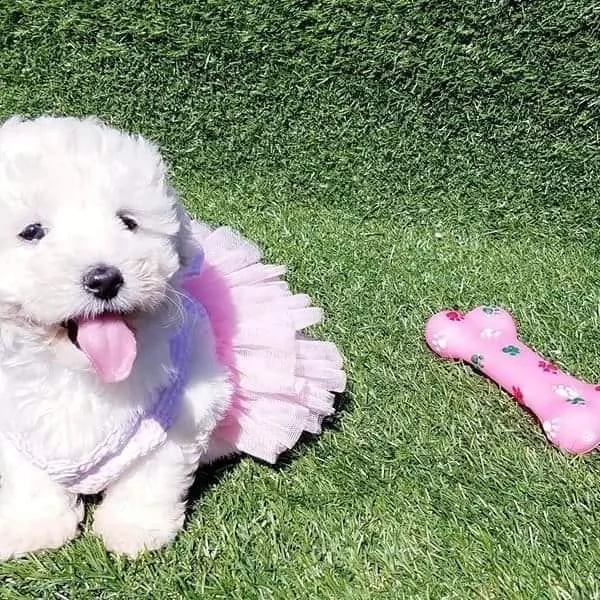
68, 293, 205, 493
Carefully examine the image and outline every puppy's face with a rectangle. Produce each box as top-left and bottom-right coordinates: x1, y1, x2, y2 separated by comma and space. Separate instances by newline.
0, 116, 193, 380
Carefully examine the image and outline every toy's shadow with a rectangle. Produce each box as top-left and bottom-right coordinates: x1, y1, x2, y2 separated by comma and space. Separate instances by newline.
185, 386, 353, 518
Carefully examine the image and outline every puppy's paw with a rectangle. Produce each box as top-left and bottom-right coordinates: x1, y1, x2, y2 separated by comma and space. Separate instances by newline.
0, 504, 82, 561
93, 502, 184, 557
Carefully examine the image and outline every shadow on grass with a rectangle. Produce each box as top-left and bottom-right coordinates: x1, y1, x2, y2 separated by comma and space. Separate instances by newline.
185, 386, 353, 518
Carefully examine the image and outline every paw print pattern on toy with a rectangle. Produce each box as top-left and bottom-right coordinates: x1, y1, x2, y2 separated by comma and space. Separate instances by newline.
425, 306, 600, 454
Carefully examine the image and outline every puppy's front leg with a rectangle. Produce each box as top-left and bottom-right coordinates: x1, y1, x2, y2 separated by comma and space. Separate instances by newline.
94, 314, 232, 557
0, 435, 83, 560
92, 439, 196, 557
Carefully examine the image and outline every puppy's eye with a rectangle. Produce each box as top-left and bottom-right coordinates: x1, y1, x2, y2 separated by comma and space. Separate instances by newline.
118, 213, 138, 231
19, 223, 46, 241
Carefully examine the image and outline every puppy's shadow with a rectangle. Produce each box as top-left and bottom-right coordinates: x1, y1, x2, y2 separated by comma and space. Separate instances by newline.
185, 387, 353, 518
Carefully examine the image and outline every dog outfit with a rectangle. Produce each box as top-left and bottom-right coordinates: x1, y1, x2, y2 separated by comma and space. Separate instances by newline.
1, 223, 345, 494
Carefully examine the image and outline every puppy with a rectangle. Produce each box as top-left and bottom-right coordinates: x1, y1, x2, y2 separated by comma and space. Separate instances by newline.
0, 115, 236, 559
0, 115, 344, 560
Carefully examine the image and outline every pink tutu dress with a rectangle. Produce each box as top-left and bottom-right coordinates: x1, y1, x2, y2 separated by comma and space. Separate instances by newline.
184, 222, 347, 464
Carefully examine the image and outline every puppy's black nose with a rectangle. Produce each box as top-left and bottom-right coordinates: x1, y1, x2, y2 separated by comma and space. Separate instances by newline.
82, 265, 124, 300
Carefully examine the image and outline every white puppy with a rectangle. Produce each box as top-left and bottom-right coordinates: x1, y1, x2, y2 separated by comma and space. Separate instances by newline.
0, 116, 233, 558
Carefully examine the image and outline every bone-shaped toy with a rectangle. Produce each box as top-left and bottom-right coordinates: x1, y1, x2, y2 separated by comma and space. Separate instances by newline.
425, 306, 600, 454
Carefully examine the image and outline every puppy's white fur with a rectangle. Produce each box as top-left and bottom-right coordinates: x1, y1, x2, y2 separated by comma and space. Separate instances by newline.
0, 116, 232, 559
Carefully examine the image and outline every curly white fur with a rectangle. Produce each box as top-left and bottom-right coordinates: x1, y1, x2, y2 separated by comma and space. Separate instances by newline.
0, 116, 232, 559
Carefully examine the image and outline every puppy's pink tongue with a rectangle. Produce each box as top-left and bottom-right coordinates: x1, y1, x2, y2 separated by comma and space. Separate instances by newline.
76, 315, 137, 383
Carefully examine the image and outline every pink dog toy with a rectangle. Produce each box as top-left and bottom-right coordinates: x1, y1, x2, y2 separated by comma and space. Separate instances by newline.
425, 306, 600, 454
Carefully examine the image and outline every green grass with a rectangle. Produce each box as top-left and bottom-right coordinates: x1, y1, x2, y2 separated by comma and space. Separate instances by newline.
2, 0, 600, 598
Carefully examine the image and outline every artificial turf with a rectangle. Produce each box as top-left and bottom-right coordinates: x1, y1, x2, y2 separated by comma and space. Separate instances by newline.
1, 1, 600, 598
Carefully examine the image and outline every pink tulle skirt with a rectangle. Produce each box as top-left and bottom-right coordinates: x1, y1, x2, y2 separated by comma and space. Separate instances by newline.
183, 223, 346, 463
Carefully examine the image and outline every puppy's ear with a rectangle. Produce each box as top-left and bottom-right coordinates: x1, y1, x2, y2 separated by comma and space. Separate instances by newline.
169, 187, 200, 269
